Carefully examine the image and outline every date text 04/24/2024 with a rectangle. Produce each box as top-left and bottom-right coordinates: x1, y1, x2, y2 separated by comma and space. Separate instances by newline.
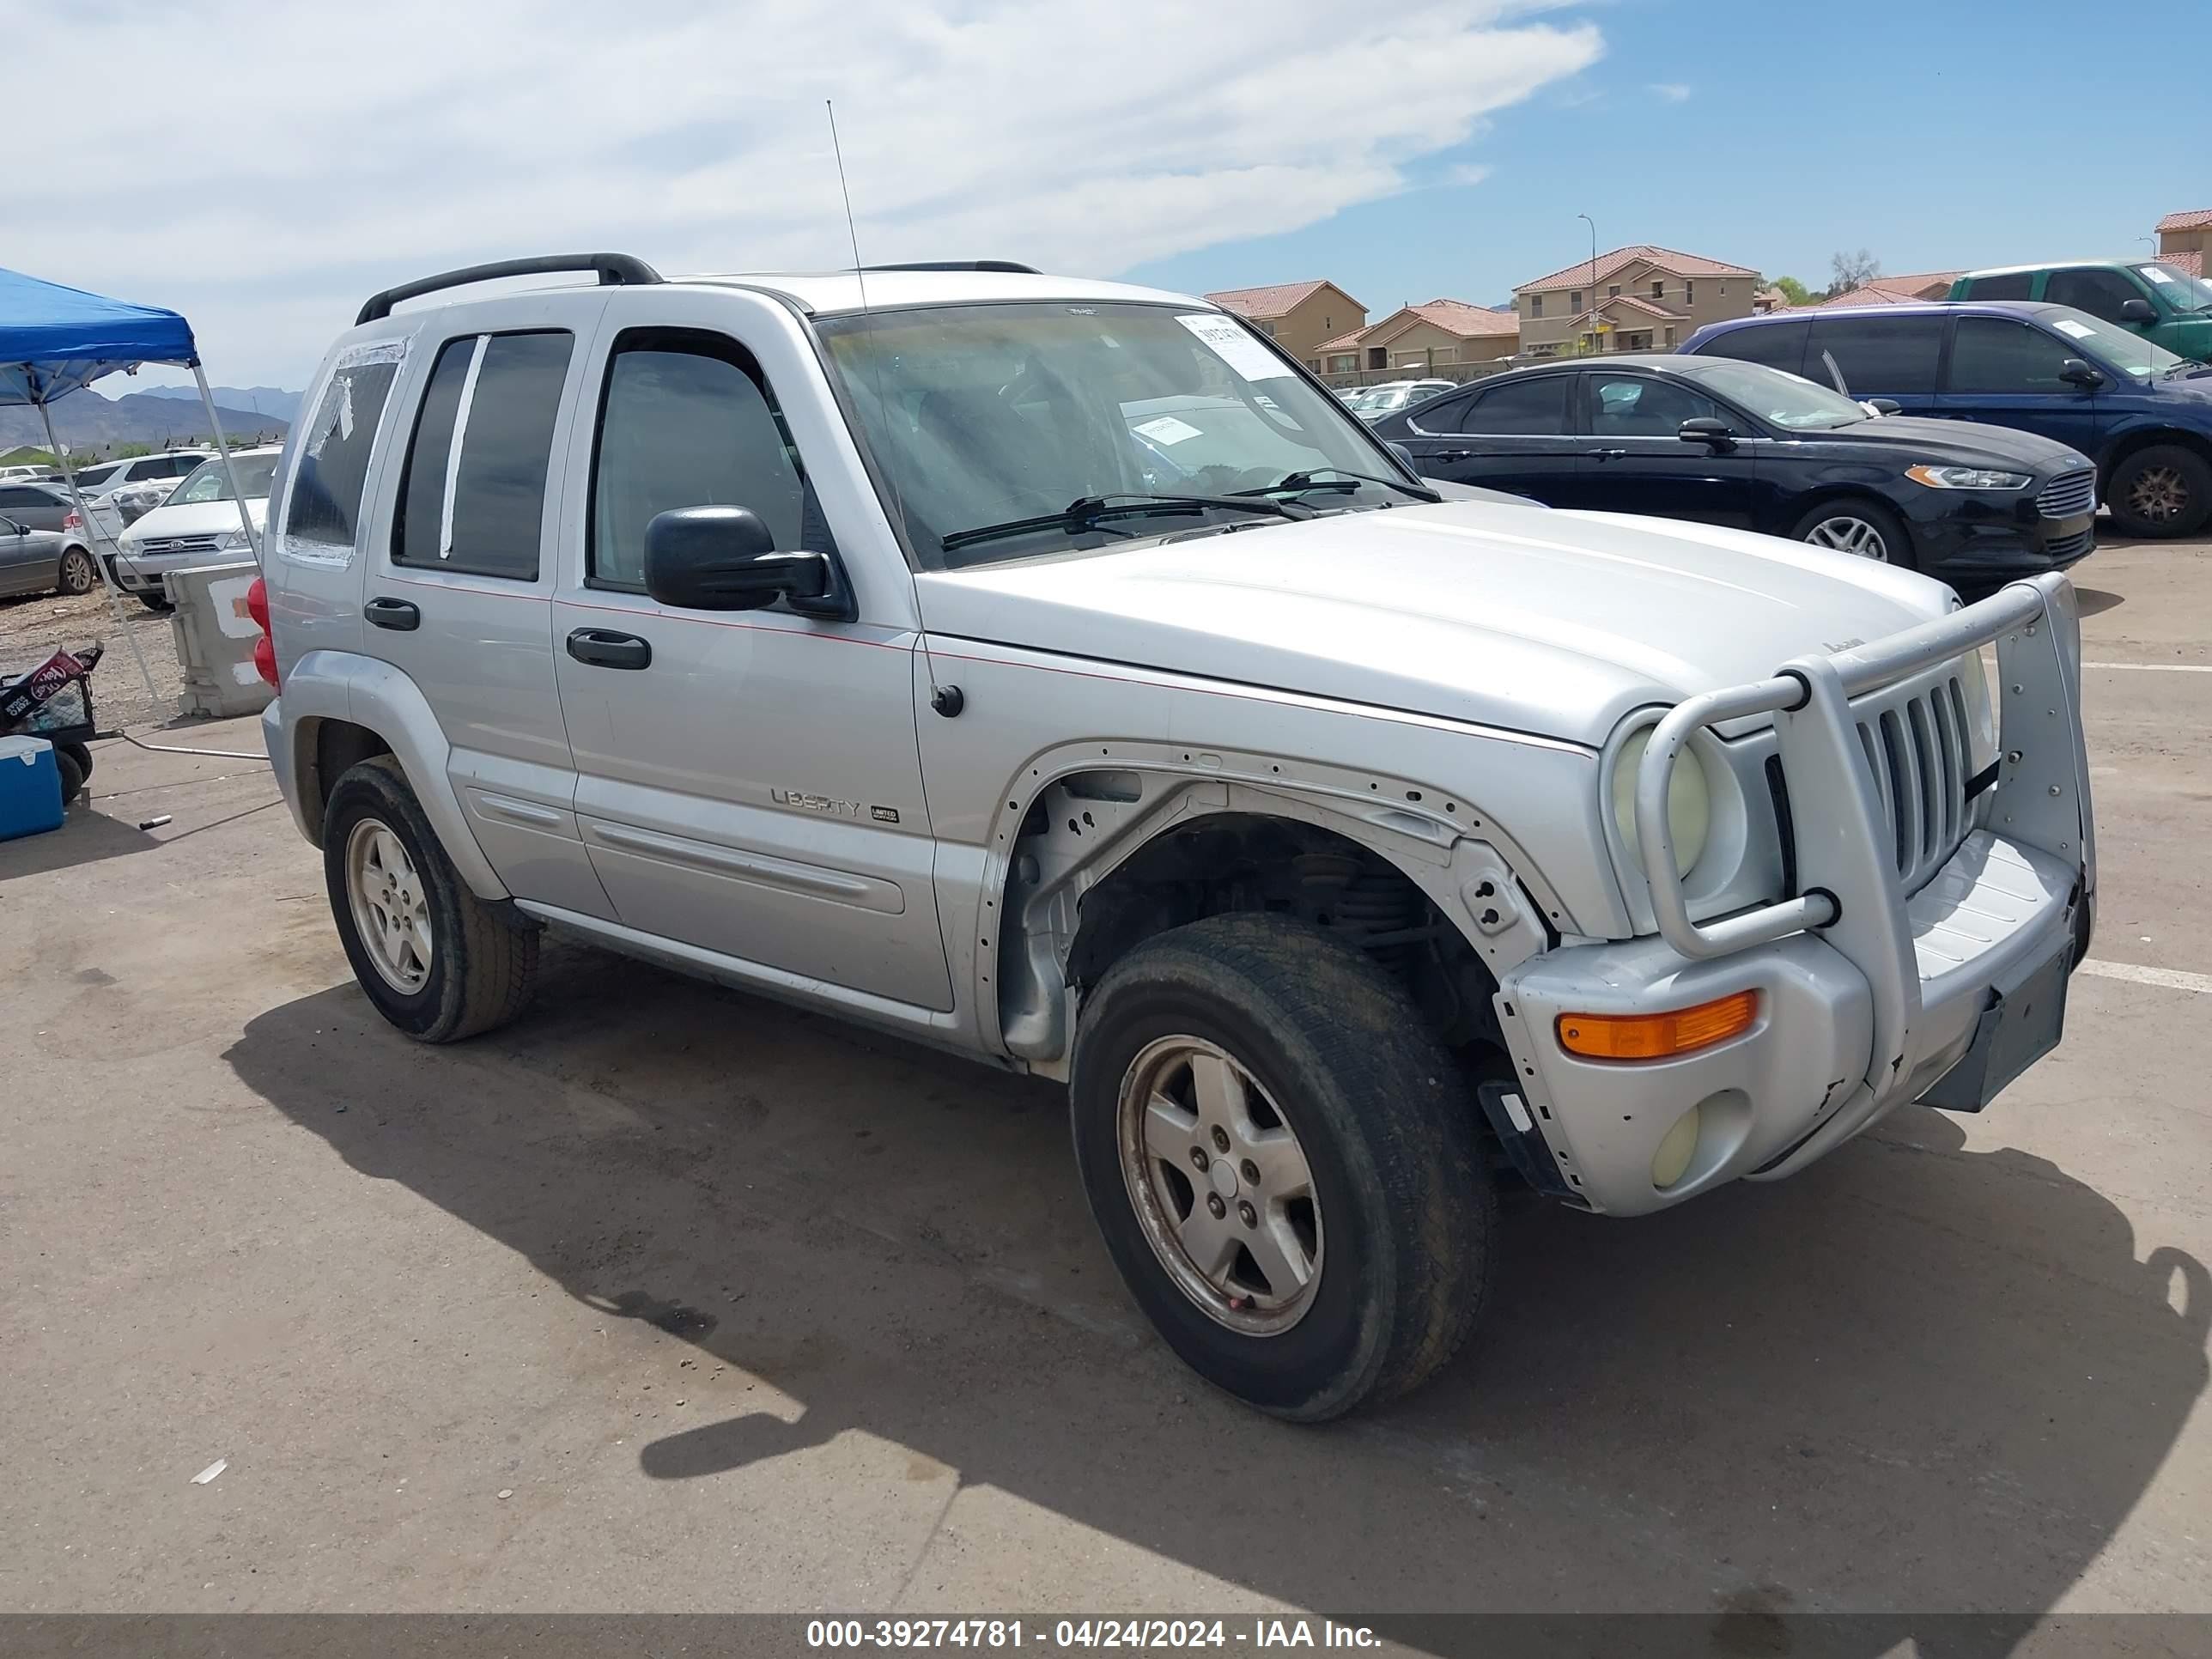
805, 1620, 1381, 1650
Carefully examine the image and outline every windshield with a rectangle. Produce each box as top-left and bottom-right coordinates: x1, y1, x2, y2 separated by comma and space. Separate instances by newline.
1677, 360, 1868, 430
2040, 305, 2188, 376
817, 302, 1409, 567
2136, 264, 2212, 313
171, 453, 278, 505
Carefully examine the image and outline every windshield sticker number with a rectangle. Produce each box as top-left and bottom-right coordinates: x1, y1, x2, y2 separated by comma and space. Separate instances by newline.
2053, 319, 2094, 339
1177, 313, 1294, 380
1133, 415, 1204, 446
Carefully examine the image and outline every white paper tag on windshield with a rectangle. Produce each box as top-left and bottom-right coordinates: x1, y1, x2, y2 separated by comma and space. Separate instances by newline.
2054, 318, 2094, 339
2141, 265, 2172, 284
1177, 313, 1294, 380
1133, 414, 1204, 446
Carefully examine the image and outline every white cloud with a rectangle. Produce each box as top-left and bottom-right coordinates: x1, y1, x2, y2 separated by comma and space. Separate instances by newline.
9, 1, 1601, 388
1647, 82, 1692, 103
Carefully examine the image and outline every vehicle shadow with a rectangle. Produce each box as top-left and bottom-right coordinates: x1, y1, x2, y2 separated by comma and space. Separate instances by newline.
2074, 586, 2124, 618
223, 939, 2209, 1648
0, 801, 157, 878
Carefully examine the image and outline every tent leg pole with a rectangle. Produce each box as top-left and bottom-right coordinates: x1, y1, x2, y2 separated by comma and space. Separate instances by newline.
38, 397, 166, 719
192, 362, 264, 572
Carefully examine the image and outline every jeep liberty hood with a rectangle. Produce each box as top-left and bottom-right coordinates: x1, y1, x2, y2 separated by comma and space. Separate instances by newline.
915, 501, 1952, 749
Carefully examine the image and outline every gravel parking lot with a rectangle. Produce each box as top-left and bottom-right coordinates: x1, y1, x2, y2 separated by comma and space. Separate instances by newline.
2, 536, 2207, 1636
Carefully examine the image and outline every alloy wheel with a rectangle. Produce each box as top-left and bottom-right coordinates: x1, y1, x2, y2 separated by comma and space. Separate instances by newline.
1804, 515, 1890, 561
2126, 465, 2190, 525
344, 817, 433, 994
1117, 1035, 1323, 1335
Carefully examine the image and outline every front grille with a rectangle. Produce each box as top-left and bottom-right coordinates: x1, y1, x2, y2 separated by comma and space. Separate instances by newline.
1854, 672, 1972, 891
137, 534, 221, 556
2036, 469, 2096, 520
2044, 526, 2094, 562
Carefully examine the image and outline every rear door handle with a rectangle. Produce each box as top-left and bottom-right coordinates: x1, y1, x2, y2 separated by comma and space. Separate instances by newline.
363, 597, 420, 631
1431, 449, 1474, 463
566, 628, 652, 671
1586, 447, 1629, 461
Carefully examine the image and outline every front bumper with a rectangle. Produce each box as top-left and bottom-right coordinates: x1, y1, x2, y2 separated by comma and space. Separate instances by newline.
1490, 573, 2094, 1218
105, 548, 253, 595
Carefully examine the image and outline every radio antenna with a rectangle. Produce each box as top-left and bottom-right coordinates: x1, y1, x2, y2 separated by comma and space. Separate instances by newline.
827, 99, 943, 700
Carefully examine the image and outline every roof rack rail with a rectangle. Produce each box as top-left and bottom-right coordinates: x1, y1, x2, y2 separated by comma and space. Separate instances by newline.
356, 252, 663, 326
857, 260, 1041, 275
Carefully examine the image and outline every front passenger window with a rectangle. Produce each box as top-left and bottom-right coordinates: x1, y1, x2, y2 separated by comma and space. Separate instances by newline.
587, 330, 823, 592
1945, 318, 2075, 394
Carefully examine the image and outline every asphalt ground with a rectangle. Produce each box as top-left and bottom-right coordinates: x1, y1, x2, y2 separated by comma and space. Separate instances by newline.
2, 533, 2206, 1644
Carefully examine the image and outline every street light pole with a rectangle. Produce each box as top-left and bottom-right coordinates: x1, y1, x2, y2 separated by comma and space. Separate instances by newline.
1577, 213, 1597, 354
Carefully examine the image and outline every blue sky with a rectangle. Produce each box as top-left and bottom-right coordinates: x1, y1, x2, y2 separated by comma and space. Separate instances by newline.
29, 0, 2207, 394
1128, 0, 2212, 311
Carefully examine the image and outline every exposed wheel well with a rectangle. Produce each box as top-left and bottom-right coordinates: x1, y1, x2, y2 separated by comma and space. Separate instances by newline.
298, 718, 394, 846
2100, 427, 2212, 482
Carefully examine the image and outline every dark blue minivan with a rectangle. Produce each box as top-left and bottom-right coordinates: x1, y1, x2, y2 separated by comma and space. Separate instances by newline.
1683, 301, 2212, 538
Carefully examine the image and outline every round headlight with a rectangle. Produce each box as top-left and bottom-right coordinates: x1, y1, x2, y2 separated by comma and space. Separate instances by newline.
1611, 728, 1711, 878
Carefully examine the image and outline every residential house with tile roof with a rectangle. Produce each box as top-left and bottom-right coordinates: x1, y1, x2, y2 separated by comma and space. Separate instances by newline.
1316, 299, 1520, 379
1203, 281, 1367, 369
2156, 209, 2210, 279
1809, 270, 1965, 309
1512, 244, 1760, 355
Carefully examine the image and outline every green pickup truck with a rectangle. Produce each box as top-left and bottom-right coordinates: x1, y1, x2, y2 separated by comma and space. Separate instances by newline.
1950, 260, 2212, 363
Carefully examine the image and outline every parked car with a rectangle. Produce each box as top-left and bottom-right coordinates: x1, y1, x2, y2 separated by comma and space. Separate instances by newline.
0, 464, 54, 483
69, 448, 214, 546
1949, 260, 2212, 364
1684, 301, 2212, 538
0, 481, 100, 597
1370, 355, 2097, 586
1344, 379, 1455, 420
108, 474, 185, 526
107, 448, 277, 609
260, 255, 2094, 1421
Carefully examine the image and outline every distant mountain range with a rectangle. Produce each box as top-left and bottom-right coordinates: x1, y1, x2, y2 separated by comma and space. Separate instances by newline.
0, 388, 291, 454
140, 384, 303, 422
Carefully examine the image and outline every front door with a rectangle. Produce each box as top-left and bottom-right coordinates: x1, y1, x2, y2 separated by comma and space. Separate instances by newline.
1571, 370, 1763, 527
549, 295, 952, 1012
1396, 372, 1583, 501
1936, 313, 2105, 459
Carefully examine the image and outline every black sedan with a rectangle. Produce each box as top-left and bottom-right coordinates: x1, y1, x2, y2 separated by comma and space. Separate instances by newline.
1372, 355, 2097, 586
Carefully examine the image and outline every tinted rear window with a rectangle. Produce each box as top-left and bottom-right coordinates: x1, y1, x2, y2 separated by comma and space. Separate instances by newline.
395, 331, 572, 580
1698, 321, 1807, 375
1449, 376, 1569, 434
1960, 271, 2033, 301
1804, 313, 1945, 396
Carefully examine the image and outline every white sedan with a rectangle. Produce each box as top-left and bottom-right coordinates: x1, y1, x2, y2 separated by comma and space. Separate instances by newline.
107, 447, 278, 609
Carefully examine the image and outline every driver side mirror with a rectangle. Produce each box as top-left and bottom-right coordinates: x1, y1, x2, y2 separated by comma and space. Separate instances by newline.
1678, 416, 1736, 449
1867, 398, 1902, 416
2120, 298, 2156, 325
642, 506, 855, 622
1387, 441, 1417, 470
3, 518, 25, 537
2058, 358, 2106, 391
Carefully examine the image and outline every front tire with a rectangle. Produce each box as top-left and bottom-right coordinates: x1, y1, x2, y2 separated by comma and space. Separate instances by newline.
1791, 495, 1914, 567
137, 592, 173, 612
322, 756, 539, 1042
1071, 914, 1492, 1420
2107, 445, 2212, 538
57, 547, 95, 596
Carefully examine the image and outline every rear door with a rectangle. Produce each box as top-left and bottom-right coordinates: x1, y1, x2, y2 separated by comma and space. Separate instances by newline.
1572, 370, 1762, 527
1936, 313, 2105, 458
1397, 373, 1582, 501
1803, 313, 1946, 415
0, 486, 59, 593
549, 289, 952, 1010
360, 299, 615, 921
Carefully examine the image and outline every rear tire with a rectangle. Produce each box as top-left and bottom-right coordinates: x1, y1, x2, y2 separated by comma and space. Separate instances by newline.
58, 741, 93, 786
57, 547, 95, 596
53, 749, 85, 808
1070, 913, 1492, 1421
137, 593, 173, 612
2107, 445, 2212, 538
1791, 495, 1914, 568
322, 756, 539, 1042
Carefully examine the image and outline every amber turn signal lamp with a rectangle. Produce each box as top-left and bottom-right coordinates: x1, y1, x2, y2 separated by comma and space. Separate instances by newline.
1556, 991, 1758, 1060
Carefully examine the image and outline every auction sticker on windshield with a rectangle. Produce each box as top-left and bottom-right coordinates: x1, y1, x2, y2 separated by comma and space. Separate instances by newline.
1133, 415, 1205, 445
1177, 313, 1293, 380
2053, 318, 2095, 339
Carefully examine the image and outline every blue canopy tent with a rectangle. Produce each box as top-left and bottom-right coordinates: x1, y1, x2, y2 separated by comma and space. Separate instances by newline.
1, 265, 267, 712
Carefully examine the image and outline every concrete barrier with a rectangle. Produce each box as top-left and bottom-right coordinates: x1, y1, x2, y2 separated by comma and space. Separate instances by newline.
164, 562, 273, 719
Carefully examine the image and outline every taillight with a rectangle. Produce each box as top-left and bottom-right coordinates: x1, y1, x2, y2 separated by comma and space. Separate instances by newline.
63, 509, 82, 532
247, 576, 278, 688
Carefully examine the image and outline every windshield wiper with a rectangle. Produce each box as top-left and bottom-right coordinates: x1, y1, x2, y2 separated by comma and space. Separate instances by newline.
1234, 467, 1439, 503
940, 492, 1310, 554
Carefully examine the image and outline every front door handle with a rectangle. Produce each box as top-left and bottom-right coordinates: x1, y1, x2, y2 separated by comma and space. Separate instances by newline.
1586, 447, 1629, 461
364, 596, 420, 631
566, 628, 652, 671
1431, 449, 1475, 463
